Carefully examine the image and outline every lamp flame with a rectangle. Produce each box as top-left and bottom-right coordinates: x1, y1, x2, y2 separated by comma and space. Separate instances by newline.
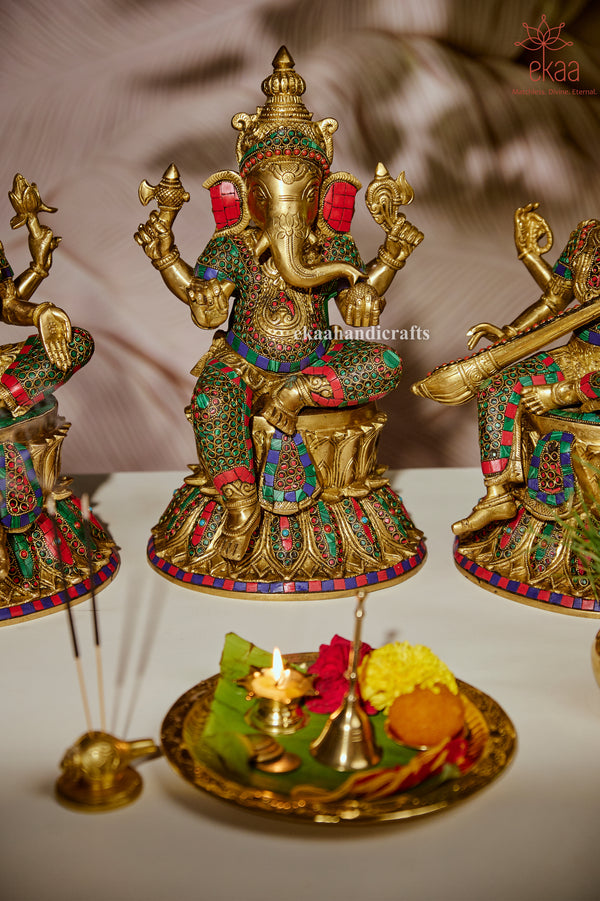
272, 647, 284, 683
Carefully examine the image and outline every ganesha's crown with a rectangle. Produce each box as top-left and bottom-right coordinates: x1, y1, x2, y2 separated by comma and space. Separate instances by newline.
260, 45, 309, 120
232, 47, 337, 179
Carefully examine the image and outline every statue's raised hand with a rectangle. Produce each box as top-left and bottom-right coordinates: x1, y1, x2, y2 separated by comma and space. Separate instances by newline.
134, 210, 174, 262
187, 277, 234, 329
36, 304, 72, 371
384, 216, 424, 265
514, 202, 552, 259
28, 223, 61, 275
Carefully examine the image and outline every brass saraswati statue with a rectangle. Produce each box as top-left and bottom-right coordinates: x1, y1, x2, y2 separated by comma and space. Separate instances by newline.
0, 176, 118, 623
136, 47, 426, 597
414, 203, 600, 615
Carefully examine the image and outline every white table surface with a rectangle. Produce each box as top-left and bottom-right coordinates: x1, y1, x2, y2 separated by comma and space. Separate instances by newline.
2, 469, 599, 901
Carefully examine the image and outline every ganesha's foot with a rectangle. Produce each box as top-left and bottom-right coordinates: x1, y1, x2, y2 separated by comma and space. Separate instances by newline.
217, 505, 261, 561
262, 374, 333, 435
215, 481, 261, 561
452, 489, 517, 537
261, 391, 298, 435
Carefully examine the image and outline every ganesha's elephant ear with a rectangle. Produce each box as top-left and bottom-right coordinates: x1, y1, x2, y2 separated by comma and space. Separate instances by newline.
202, 170, 250, 236
317, 172, 362, 236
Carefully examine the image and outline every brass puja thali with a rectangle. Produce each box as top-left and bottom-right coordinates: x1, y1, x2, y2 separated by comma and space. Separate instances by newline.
161, 652, 517, 824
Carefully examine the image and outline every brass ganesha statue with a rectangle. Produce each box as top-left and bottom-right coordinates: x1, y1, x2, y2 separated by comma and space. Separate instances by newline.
135, 47, 426, 597
0, 175, 118, 623
414, 202, 600, 615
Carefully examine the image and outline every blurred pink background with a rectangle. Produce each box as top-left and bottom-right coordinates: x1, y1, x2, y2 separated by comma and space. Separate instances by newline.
2, 0, 599, 472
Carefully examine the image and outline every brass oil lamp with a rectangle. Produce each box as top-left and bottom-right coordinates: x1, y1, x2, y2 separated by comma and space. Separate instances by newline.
238, 647, 317, 735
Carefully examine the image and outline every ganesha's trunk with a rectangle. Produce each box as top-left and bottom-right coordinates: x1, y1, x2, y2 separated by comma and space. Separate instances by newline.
266, 212, 362, 288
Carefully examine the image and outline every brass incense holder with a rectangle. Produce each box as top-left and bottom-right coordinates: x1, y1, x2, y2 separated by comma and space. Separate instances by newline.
237, 647, 317, 735
310, 592, 382, 771
56, 731, 159, 812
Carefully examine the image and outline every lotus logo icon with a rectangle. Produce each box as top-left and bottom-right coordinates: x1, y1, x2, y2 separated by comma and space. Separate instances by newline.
515, 13, 579, 83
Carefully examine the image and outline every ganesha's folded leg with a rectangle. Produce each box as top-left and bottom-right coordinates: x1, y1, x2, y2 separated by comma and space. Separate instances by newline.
261, 339, 403, 434
303, 339, 403, 405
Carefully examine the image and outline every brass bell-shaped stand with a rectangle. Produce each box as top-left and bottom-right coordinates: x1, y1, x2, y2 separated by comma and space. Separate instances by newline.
310, 591, 382, 772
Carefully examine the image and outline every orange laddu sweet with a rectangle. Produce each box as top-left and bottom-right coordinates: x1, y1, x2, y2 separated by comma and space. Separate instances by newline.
386, 685, 465, 748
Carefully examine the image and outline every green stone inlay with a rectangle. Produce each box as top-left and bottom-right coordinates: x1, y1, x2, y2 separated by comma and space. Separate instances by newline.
12, 533, 34, 579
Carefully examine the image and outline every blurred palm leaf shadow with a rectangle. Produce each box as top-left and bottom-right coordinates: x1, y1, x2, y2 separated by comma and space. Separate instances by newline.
5, 0, 600, 472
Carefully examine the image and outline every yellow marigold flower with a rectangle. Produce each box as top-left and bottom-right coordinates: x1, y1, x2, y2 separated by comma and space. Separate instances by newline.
358, 642, 458, 713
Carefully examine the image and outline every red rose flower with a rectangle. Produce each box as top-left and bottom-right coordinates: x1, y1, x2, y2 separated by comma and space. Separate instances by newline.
306, 634, 376, 714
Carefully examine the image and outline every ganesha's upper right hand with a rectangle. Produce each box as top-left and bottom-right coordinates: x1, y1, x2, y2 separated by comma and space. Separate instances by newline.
134, 210, 174, 261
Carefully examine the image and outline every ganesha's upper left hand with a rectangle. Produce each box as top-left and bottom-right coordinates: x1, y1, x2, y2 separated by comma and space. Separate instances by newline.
384, 216, 424, 265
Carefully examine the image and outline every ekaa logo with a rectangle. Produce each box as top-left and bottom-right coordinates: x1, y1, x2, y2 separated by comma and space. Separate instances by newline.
515, 13, 579, 83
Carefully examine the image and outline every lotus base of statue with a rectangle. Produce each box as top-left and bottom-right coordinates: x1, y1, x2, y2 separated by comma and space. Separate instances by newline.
147, 403, 425, 598
454, 407, 600, 617
0, 398, 119, 625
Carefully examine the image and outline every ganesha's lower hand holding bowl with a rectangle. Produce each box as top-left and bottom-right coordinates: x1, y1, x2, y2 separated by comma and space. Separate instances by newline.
187, 277, 232, 329
336, 282, 385, 328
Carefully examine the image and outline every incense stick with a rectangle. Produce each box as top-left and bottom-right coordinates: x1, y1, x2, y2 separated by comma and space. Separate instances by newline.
47, 496, 93, 733
122, 577, 164, 737
81, 493, 107, 731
